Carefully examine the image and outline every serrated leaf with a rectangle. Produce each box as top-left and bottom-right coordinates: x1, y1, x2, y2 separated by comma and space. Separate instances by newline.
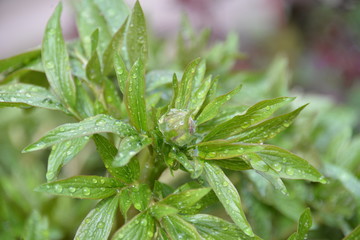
161, 215, 202, 240
183, 214, 260, 240
189, 74, 212, 115
114, 53, 128, 93
114, 135, 151, 167
118, 188, 132, 221
23, 114, 136, 152
175, 58, 201, 109
92, 0, 129, 34
125, 59, 148, 132
229, 105, 307, 143
42, 3, 76, 107
75, 195, 119, 240
255, 145, 325, 183
46, 137, 90, 182
160, 188, 211, 213
23, 210, 49, 240
150, 204, 178, 220
204, 97, 295, 141
35, 176, 124, 199
197, 140, 262, 160
112, 212, 155, 240
0, 83, 66, 111
93, 134, 140, 183
0, 49, 41, 73
130, 184, 152, 211
204, 162, 254, 236
75, 0, 111, 57
287, 208, 312, 240
343, 225, 360, 240
196, 84, 242, 125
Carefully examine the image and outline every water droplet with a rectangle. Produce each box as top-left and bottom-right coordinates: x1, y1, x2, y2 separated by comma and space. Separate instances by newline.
282, 122, 290, 127
265, 106, 271, 111
45, 61, 54, 69
82, 187, 91, 196
319, 176, 327, 184
100, 187, 106, 191
48, 28, 56, 35
54, 184, 63, 193
92, 178, 98, 183
97, 221, 105, 229
69, 187, 76, 193
134, 203, 141, 210
46, 171, 55, 180
85, 218, 91, 223
272, 163, 282, 172
10, 97, 17, 102
100, 179, 105, 184
147, 231, 153, 237
241, 122, 250, 128
285, 167, 294, 176
140, 219, 147, 226
206, 152, 216, 158
222, 181, 229, 187
95, 119, 106, 126
243, 227, 254, 236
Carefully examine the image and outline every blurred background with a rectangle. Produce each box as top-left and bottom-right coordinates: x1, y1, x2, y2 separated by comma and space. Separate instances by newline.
1, 0, 360, 239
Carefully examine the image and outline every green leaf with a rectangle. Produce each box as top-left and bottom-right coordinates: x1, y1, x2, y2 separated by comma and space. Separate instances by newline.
112, 212, 155, 240
118, 188, 132, 221
175, 58, 201, 109
160, 188, 211, 213
122, 1, 148, 67
0, 49, 41, 73
75, 78, 95, 118
93, 134, 140, 183
169, 150, 203, 178
35, 176, 124, 199
0, 83, 66, 111
114, 135, 152, 167
213, 158, 252, 171
188, 74, 213, 116
23, 210, 49, 240
42, 3, 76, 107
86, 50, 103, 84
75, 195, 119, 240
169, 74, 179, 109
229, 105, 307, 143
92, 0, 129, 34
204, 97, 295, 141
114, 53, 128, 93
156, 228, 171, 240
255, 145, 325, 183
125, 59, 148, 132
130, 184, 152, 211
204, 162, 254, 236
23, 114, 136, 152
287, 208, 312, 240
197, 140, 262, 160
161, 215, 202, 240
153, 181, 174, 199
150, 204, 178, 220
343, 225, 360, 240
46, 137, 90, 182
196, 84, 242, 125
75, 0, 111, 57
183, 214, 260, 240
146, 70, 182, 92
103, 78, 123, 118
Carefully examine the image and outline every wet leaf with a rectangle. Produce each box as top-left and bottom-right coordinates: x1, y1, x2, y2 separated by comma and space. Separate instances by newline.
153, 181, 174, 199
0, 49, 41, 74
0, 83, 66, 112
161, 215, 202, 240
42, 3, 76, 107
118, 188, 132, 221
23, 210, 49, 240
75, 195, 119, 239
196, 84, 242, 125
287, 208, 312, 240
112, 212, 155, 240
188, 74, 213, 116
343, 225, 360, 240
23, 114, 136, 152
86, 50, 103, 84
149, 204, 178, 220
114, 53, 128, 93
35, 176, 124, 199
169, 150, 203, 178
46, 137, 90, 182
130, 184, 152, 211
204, 162, 254, 236
213, 158, 252, 171
75, 78, 95, 118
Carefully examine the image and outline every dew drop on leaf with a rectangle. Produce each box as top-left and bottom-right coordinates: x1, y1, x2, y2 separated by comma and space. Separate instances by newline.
54, 184, 63, 193
92, 178, 98, 184
272, 163, 282, 172
97, 221, 105, 229
140, 219, 147, 226
85, 218, 91, 223
222, 181, 229, 187
100, 179, 105, 184
82, 187, 91, 196
69, 187, 76, 193
46, 171, 55, 181
285, 167, 295, 176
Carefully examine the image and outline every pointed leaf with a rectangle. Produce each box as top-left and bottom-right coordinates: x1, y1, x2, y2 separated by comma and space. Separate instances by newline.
119, 188, 132, 221
86, 50, 103, 84
125, 59, 148, 132
183, 214, 260, 240
114, 53, 128, 93
112, 212, 155, 240
204, 97, 295, 141
103, 78, 123, 118
175, 58, 201, 109
196, 84, 242, 125
0, 49, 40, 73
255, 145, 325, 183
93, 134, 140, 183
23, 114, 136, 152
197, 140, 262, 160
42, 3, 76, 107
204, 162, 254, 236
35, 176, 124, 199
75, 195, 119, 240
0, 83, 66, 111
161, 215, 202, 240
114, 135, 151, 167
189, 74, 213, 115
46, 136, 90, 182
130, 184, 152, 211
287, 208, 312, 240
75, 78, 95, 118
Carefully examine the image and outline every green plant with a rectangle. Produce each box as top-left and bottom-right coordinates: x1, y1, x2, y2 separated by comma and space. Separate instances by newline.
1, 1, 358, 239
